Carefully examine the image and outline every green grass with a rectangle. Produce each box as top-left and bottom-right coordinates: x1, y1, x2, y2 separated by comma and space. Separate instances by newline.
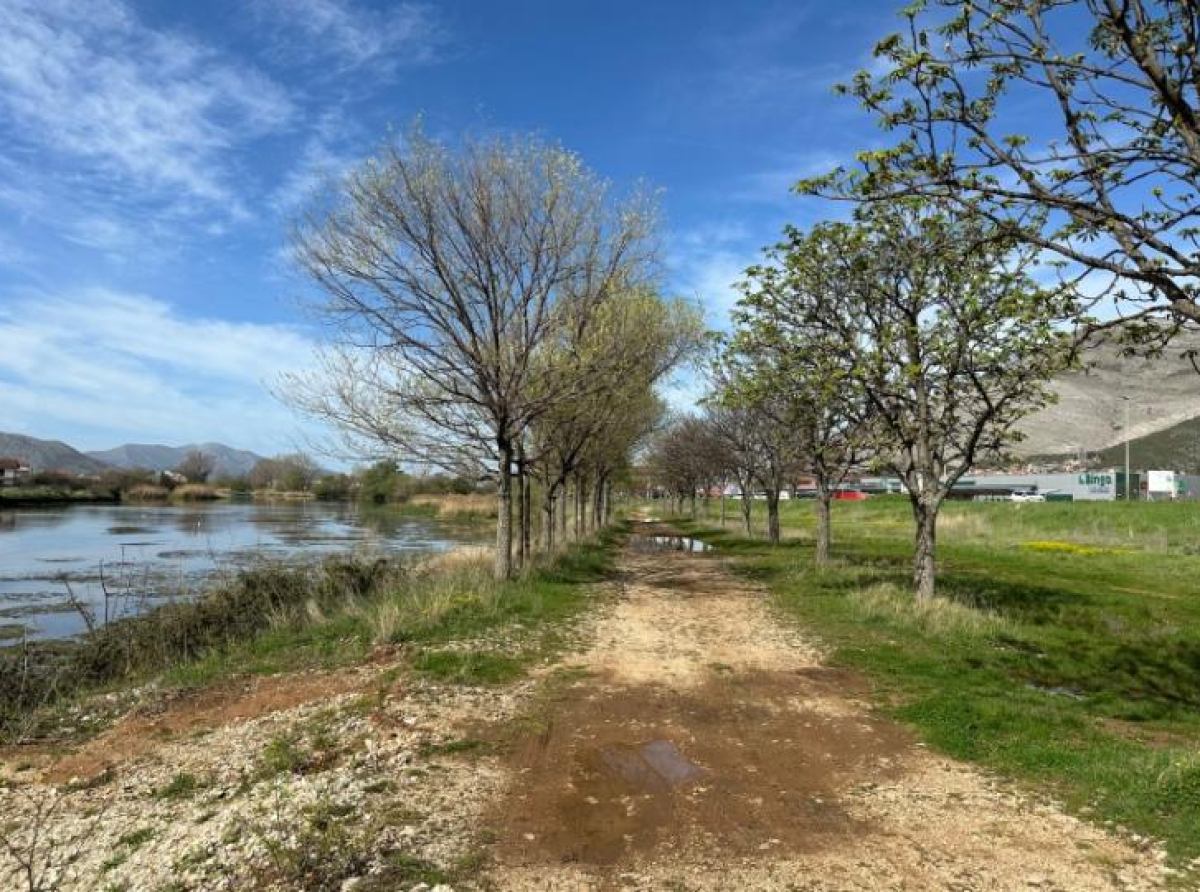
669, 498, 1200, 872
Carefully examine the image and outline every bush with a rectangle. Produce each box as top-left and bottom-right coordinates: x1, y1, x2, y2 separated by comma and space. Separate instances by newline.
170, 484, 220, 501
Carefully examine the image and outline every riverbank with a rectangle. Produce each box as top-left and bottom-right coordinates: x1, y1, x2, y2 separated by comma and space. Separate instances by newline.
668, 499, 1200, 875
1, 523, 625, 743
0, 486, 117, 506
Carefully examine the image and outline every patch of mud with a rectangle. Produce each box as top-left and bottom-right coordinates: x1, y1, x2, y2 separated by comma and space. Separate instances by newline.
494, 669, 910, 868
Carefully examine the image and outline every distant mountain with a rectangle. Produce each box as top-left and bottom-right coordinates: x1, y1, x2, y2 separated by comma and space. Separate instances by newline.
0, 432, 111, 475
87, 442, 267, 478
1014, 330, 1200, 457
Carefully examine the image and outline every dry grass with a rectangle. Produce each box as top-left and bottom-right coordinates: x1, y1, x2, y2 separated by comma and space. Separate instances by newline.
409, 493, 495, 518
123, 484, 170, 500
368, 546, 498, 642
936, 511, 992, 538
849, 582, 1008, 637
170, 484, 220, 501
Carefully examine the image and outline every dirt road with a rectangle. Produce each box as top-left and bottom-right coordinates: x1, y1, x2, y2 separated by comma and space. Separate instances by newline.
485, 522, 1171, 891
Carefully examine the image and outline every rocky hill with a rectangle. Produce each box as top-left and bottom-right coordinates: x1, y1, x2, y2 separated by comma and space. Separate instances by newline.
1014, 330, 1200, 458
0, 432, 111, 475
86, 442, 266, 478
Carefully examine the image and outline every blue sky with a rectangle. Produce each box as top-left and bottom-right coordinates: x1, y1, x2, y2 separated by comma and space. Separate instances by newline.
0, 0, 903, 456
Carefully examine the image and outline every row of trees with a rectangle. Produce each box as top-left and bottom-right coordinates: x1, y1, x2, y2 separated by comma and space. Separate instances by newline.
649, 196, 1078, 599
287, 126, 702, 579
651, 0, 1199, 601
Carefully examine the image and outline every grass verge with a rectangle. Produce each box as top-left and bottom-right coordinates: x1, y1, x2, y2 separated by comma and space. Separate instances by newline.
670, 501, 1200, 874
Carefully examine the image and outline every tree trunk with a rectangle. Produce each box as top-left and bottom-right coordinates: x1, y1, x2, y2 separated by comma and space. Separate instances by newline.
719, 481, 727, 527
766, 488, 780, 545
559, 483, 569, 543
495, 443, 514, 580
740, 490, 752, 536
690, 491, 697, 519
592, 476, 604, 530
575, 479, 585, 539
521, 464, 532, 564
543, 487, 556, 551
515, 449, 527, 570
911, 497, 938, 600
814, 480, 832, 567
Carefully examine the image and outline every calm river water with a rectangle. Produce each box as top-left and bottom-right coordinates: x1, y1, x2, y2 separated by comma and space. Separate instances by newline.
0, 501, 484, 643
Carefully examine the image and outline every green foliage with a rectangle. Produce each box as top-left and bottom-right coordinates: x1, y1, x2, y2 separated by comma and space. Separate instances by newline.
155, 772, 204, 801
412, 650, 523, 685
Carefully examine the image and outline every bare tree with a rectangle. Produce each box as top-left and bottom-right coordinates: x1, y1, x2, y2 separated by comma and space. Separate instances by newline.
175, 450, 215, 484
808, 0, 1200, 352
286, 125, 657, 579
704, 405, 760, 535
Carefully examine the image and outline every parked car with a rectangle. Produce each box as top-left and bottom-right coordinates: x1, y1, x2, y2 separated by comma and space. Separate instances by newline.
1010, 490, 1045, 503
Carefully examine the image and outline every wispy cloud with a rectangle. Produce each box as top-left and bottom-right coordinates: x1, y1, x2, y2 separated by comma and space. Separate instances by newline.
669, 222, 764, 330
252, 0, 446, 75
0, 0, 293, 210
0, 289, 317, 453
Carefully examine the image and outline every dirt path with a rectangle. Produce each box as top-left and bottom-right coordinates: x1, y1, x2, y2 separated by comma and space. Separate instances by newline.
485, 522, 1172, 891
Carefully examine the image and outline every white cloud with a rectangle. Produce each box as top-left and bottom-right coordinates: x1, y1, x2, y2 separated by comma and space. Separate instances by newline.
253, 0, 444, 74
668, 222, 764, 330
0, 288, 319, 453
0, 0, 293, 209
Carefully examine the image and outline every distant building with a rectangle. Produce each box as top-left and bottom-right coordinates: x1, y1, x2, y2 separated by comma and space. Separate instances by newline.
0, 458, 31, 486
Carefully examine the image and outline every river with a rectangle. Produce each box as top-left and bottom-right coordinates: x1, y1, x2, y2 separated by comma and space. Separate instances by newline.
0, 500, 485, 644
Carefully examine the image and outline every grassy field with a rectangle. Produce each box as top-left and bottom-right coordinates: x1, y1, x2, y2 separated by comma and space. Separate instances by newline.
670, 496, 1200, 872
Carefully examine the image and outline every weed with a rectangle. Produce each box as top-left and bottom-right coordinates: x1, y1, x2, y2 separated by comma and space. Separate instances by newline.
412, 650, 524, 685
117, 828, 155, 850
155, 772, 204, 801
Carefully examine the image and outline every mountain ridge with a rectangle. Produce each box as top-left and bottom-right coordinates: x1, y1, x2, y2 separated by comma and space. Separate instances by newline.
0, 433, 111, 475
86, 442, 267, 478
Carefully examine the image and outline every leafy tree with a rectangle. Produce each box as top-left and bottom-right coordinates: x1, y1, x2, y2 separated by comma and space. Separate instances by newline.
810, 0, 1200, 349
779, 200, 1078, 598
724, 244, 868, 564
313, 473, 353, 501
356, 460, 405, 504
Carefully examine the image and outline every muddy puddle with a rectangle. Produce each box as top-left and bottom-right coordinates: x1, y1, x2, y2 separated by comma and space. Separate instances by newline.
495, 669, 910, 869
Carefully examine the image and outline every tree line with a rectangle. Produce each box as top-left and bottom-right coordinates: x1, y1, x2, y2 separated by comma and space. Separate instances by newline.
286, 124, 703, 579
648, 0, 1198, 600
